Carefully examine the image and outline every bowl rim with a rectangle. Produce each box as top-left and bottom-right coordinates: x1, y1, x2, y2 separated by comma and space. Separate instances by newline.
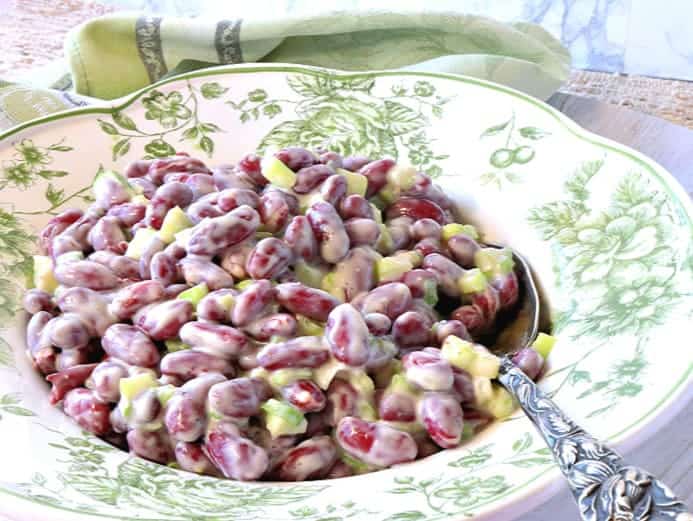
0, 62, 691, 521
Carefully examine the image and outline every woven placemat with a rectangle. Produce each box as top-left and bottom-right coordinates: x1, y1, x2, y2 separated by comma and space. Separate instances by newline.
1, 0, 693, 129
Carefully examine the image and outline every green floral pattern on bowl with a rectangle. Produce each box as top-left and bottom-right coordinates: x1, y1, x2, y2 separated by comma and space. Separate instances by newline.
0, 65, 691, 521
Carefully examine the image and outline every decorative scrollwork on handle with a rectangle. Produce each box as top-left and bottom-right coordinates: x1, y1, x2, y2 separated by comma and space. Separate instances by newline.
499, 358, 692, 521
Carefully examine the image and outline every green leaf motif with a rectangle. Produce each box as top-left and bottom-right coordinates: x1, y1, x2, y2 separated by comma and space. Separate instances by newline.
199, 136, 214, 156
518, 126, 549, 140
144, 139, 176, 158
287, 75, 333, 97
433, 476, 509, 508
44, 183, 65, 205
383, 511, 427, 521
384, 101, 421, 136
36, 170, 68, 179
181, 127, 199, 140
112, 112, 137, 131
1, 405, 35, 416
98, 120, 118, 135
0, 393, 20, 405
448, 445, 492, 468
511, 432, 532, 453
200, 82, 229, 99
480, 118, 511, 138
61, 474, 120, 505
112, 139, 131, 161
0, 337, 15, 368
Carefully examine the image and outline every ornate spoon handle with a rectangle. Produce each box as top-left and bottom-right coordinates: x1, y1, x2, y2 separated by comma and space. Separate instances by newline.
498, 358, 692, 521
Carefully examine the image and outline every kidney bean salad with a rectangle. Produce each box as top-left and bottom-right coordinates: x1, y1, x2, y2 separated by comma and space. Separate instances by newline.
23, 148, 556, 481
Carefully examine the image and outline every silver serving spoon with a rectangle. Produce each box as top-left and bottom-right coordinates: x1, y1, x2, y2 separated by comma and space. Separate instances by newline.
489, 245, 692, 521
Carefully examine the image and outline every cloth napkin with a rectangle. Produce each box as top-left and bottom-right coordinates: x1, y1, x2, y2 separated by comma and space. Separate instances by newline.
0, 10, 570, 132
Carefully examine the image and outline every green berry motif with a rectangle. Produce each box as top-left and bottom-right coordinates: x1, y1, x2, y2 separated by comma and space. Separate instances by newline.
489, 148, 514, 169
512, 145, 535, 164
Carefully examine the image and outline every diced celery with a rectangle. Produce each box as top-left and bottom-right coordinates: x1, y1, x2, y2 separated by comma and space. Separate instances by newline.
55, 251, 84, 265
471, 347, 501, 379
374, 224, 394, 254
268, 368, 313, 388
125, 227, 157, 260
131, 194, 150, 205
177, 283, 209, 308
92, 169, 133, 200
262, 156, 297, 189
441, 336, 500, 378
261, 399, 307, 437
217, 293, 235, 312
119, 372, 158, 417
248, 367, 269, 381
531, 333, 556, 359
32, 255, 58, 293
376, 255, 412, 283
156, 384, 176, 407
458, 268, 488, 294
235, 279, 254, 291
378, 184, 399, 205
472, 377, 494, 406
341, 452, 372, 473
460, 422, 476, 441
369, 195, 387, 211
372, 359, 402, 389
294, 261, 325, 289
255, 231, 274, 240
386, 373, 418, 396
357, 401, 377, 421
296, 315, 325, 337
423, 279, 439, 307
321, 272, 345, 302
386, 164, 417, 191
158, 206, 192, 244
484, 385, 515, 419
370, 203, 383, 224
474, 248, 514, 278
313, 356, 345, 390
347, 371, 375, 398
269, 335, 288, 344
165, 339, 191, 353
394, 250, 422, 268
337, 168, 368, 197
442, 223, 479, 241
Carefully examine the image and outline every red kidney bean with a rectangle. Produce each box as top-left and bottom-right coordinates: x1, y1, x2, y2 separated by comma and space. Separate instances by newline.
63, 388, 112, 436
450, 367, 475, 405
257, 191, 292, 234
366, 337, 398, 371
160, 350, 235, 381
283, 216, 318, 261
319, 151, 343, 169
336, 417, 417, 467
220, 241, 255, 280
34, 347, 57, 375
46, 363, 97, 405
39, 208, 83, 255
180, 321, 248, 359
164, 172, 191, 183
392, 311, 432, 348
326, 460, 354, 478
187, 205, 260, 256
359, 159, 395, 197
275, 436, 337, 481
218, 188, 260, 212
451, 305, 485, 336
126, 428, 174, 464
27, 310, 52, 354
342, 156, 371, 172
57, 287, 117, 335
472, 285, 501, 323
387, 197, 446, 225
149, 252, 179, 287
94, 176, 132, 210
180, 256, 234, 290
56, 346, 90, 371
236, 153, 267, 187
165, 372, 226, 441
325, 379, 358, 426
256, 336, 329, 370
111, 408, 131, 434
128, 176, 157, 198
344, 218, 380, 246
401, 269, 436, 299
197, 288, 236, 322
275, 282, 338, 322
432, 320, 471, 345
402, 349, 453, 392
306, 201, 350, 263
88, 360, 128, 402
138, 235, 166, 279
339, 194, 374, 220
204, 422, 269, 480
412, 218, 442, 241
364, 312, 391, 336
164, 283, 189, 299
207, 377, 265, 419
446, 234, 479, 267
129, 388, 163, 427
125, 158, 153, 178
423, 253, 464, 297
386, 216, 413, 252
135, 299, 193, 340
231, 280, 276, 326
243, 313, 297, 341
52, 210, 102, 257
184, 173, 217, 200
88, 216, 127, 254
320, 174, 347, 207
246, 238, 292, 280
147, 154, 211, 185
511, 347, 544, 380
404, 175, 452, 210
23, 289, 54, 314
420, 392, 464, 449
107, 202, 146, 227
102, 324, 160, 367
378, 389, 417, 422
175, 441, 220, 476
275, 147, 316, 171
293, 164, 334, 193
358, 282, 412, 319
212, 164, 256, 191
491, 271, 519, 310
89, 251, 141, 280
281, 380, 326, 413
332, 246, 378, 302
326, 303, 370, 366
108, 280, 165, 320
46, 313, 90, 349
54, 260, 119, 290
186, 194, 224, 224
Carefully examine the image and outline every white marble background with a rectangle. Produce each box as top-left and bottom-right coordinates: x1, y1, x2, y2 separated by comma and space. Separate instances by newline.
98, 0, 692, 80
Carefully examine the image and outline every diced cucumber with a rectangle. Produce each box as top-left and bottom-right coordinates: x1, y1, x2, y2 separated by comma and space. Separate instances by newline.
313, 356, 345, 390
321, 272, 345, 302
441, 336, 500, 378
374, 224, 394, 254
378, 184, 399, 205
357, 400, 377, 421
261, 399, 307, 437
337, 168, 368, 197
346, 371, 375, 398
423, 278, 439, 307
165, 339, 191, 353
262, 156, 297, 189
125, 227, 157, 260
458, 268, 488, 294
32, 255, 58, 293
294, 261, 325, 289
474, 248, 514, 278
158, 206, 193, 244
531, 333, 556, 359
394, 250, 423, 268
386, 373, 418, 396
217, 293, 235, 312
341, 452, 373, 473
119, 372, 158, 417
442, 223, 479, 241
376, 255, 412, 283
269, 368, 313, 388
235, 279, 254, 291
177, 283, 209, 308
370, 204, 383, 224
156, 384, 176, 407
296, 315, 325, 337
386, 164, 417, 191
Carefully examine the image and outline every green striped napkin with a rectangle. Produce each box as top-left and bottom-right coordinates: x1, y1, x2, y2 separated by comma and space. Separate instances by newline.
0, 10, 570, 131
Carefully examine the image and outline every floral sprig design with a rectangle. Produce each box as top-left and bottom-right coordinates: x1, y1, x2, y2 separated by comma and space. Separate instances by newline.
98, 81, 228, 160
0, 139, 72, 191
226, 75, 451, 178
478, 111, 550, 188
0, 393, 34, 421
0, 208, 35, 320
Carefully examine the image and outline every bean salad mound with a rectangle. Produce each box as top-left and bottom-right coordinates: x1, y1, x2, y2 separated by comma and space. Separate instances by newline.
23, 148, 554, 481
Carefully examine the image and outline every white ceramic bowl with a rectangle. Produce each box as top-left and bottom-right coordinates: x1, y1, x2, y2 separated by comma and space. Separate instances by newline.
0, 64, 691, 521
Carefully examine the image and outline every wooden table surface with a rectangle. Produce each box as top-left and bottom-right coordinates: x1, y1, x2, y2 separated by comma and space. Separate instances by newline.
511, 94, 693, 521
